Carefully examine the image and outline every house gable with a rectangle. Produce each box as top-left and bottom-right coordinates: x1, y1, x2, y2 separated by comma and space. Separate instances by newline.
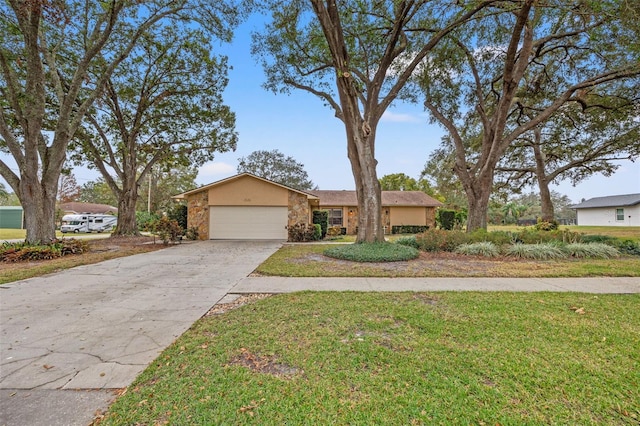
208, 174, 289, 206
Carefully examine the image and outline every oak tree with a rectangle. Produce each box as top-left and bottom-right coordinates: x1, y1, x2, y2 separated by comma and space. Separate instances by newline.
498, 100, 640, 221
253, 0, 492, 242
420, 0, 640, 231
72, 26, 237, 235
0, 0, 240, 242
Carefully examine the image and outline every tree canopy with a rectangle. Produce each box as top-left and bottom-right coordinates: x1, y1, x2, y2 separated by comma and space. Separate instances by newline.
0, 0, 242, 242
419, 0, 640, 231
237, 150, 316, 191
378, 172, 442, 200
71, 23, 237, 235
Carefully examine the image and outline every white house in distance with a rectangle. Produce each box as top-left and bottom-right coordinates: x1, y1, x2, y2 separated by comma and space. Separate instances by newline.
572, 194, 640, 226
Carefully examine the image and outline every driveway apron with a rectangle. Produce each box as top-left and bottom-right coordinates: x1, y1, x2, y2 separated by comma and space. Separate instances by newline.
0, 240, 281, 425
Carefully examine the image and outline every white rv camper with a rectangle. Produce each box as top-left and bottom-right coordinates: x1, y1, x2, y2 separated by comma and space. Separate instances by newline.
60, 214, 117, 233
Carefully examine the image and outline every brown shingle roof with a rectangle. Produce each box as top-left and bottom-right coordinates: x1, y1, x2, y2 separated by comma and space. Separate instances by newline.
308, 190, 442, 207
59, 202, 118, 215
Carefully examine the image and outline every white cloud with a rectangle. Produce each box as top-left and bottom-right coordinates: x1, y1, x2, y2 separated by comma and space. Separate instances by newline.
381, 111, 422, 123
197, 162, 235, 181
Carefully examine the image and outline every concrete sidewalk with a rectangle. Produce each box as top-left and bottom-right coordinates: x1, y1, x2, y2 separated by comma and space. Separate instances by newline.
232, 276, 640, 294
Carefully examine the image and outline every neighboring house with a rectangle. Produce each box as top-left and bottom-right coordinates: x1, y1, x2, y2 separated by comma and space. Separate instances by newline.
0, 206, 24, 229
174, 173, 442, 240
59, 202, 118, 215
571, 194, 640, 226
307, 190, 442, 235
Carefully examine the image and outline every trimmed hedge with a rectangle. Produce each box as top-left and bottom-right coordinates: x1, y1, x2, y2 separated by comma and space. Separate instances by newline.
324, 242, 419, 262
437, 209, 456, 230
313, 210, 329, 238
391, 225, 429, 234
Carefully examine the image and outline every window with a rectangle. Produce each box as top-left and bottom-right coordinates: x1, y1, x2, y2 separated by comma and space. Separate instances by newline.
329, 209, 343, 226
616, 208, 624, 221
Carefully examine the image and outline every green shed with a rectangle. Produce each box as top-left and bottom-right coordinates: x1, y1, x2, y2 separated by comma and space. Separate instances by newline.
0, 206, 24, 229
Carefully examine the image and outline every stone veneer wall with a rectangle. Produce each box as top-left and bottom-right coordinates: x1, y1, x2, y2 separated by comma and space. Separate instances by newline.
288, 191, 310, 229
426, 207, 437, 229
347, 207, 358, 234
382, 208, 391, 234
187, 191, 209, 240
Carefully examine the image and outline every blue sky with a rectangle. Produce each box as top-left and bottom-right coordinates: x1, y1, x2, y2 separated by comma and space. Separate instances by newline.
1, 15, 638, 204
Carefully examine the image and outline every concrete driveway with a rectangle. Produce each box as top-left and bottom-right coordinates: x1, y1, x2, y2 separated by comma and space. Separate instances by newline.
0, 240, 282, 425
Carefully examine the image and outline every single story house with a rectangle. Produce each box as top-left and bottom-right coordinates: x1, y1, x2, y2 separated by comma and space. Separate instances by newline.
571, 193, 640, 226
307, 189, 442, 235
174, 173, 442, 240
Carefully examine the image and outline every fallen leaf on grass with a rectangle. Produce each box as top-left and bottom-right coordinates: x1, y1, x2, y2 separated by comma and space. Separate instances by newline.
569, 306, 586, 315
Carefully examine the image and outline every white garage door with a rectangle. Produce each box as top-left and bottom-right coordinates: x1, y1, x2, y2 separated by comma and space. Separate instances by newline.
209, 206, 288, 239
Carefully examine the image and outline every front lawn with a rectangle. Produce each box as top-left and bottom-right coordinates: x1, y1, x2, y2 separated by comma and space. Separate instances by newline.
255, 244, 640, 277
101, 292, 640, 425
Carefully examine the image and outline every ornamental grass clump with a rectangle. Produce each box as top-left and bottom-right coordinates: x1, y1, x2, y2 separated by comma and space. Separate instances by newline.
506, 243, 567, 260
564, 243, 620, 259
324, 242, 419, 262
454, 241, 500, 257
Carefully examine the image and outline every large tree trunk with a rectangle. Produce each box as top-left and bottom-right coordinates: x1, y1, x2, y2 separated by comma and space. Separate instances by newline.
20, 174, 58, 243
532, 134, 555, 222
459, 166, 494, 232
310, 0, 384, 244
346, 125, 383, 243
464, 185, 492, 232
112, 177, 140, 236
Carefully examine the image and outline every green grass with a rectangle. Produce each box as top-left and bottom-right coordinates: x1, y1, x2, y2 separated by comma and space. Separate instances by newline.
0, 228, 68, 240
324, 242, 419, 262
101, 292, 640, 425
564, 226, 640, 241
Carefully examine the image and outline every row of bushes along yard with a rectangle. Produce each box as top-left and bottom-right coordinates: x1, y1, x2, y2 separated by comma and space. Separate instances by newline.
320, 229, 639, 263
392, 228, 640, 258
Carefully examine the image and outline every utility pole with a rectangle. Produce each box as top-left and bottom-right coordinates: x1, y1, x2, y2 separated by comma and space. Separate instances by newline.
147, 171, 152, 213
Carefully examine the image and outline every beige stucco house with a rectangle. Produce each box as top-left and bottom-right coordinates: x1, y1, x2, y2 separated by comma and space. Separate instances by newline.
174, 173, 442, 240
307, 190, 442, 235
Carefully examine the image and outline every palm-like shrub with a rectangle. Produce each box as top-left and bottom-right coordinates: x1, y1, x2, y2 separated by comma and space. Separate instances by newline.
506, 243, 567, 260
564, 243, 620, 259
454, 242, 499, 257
